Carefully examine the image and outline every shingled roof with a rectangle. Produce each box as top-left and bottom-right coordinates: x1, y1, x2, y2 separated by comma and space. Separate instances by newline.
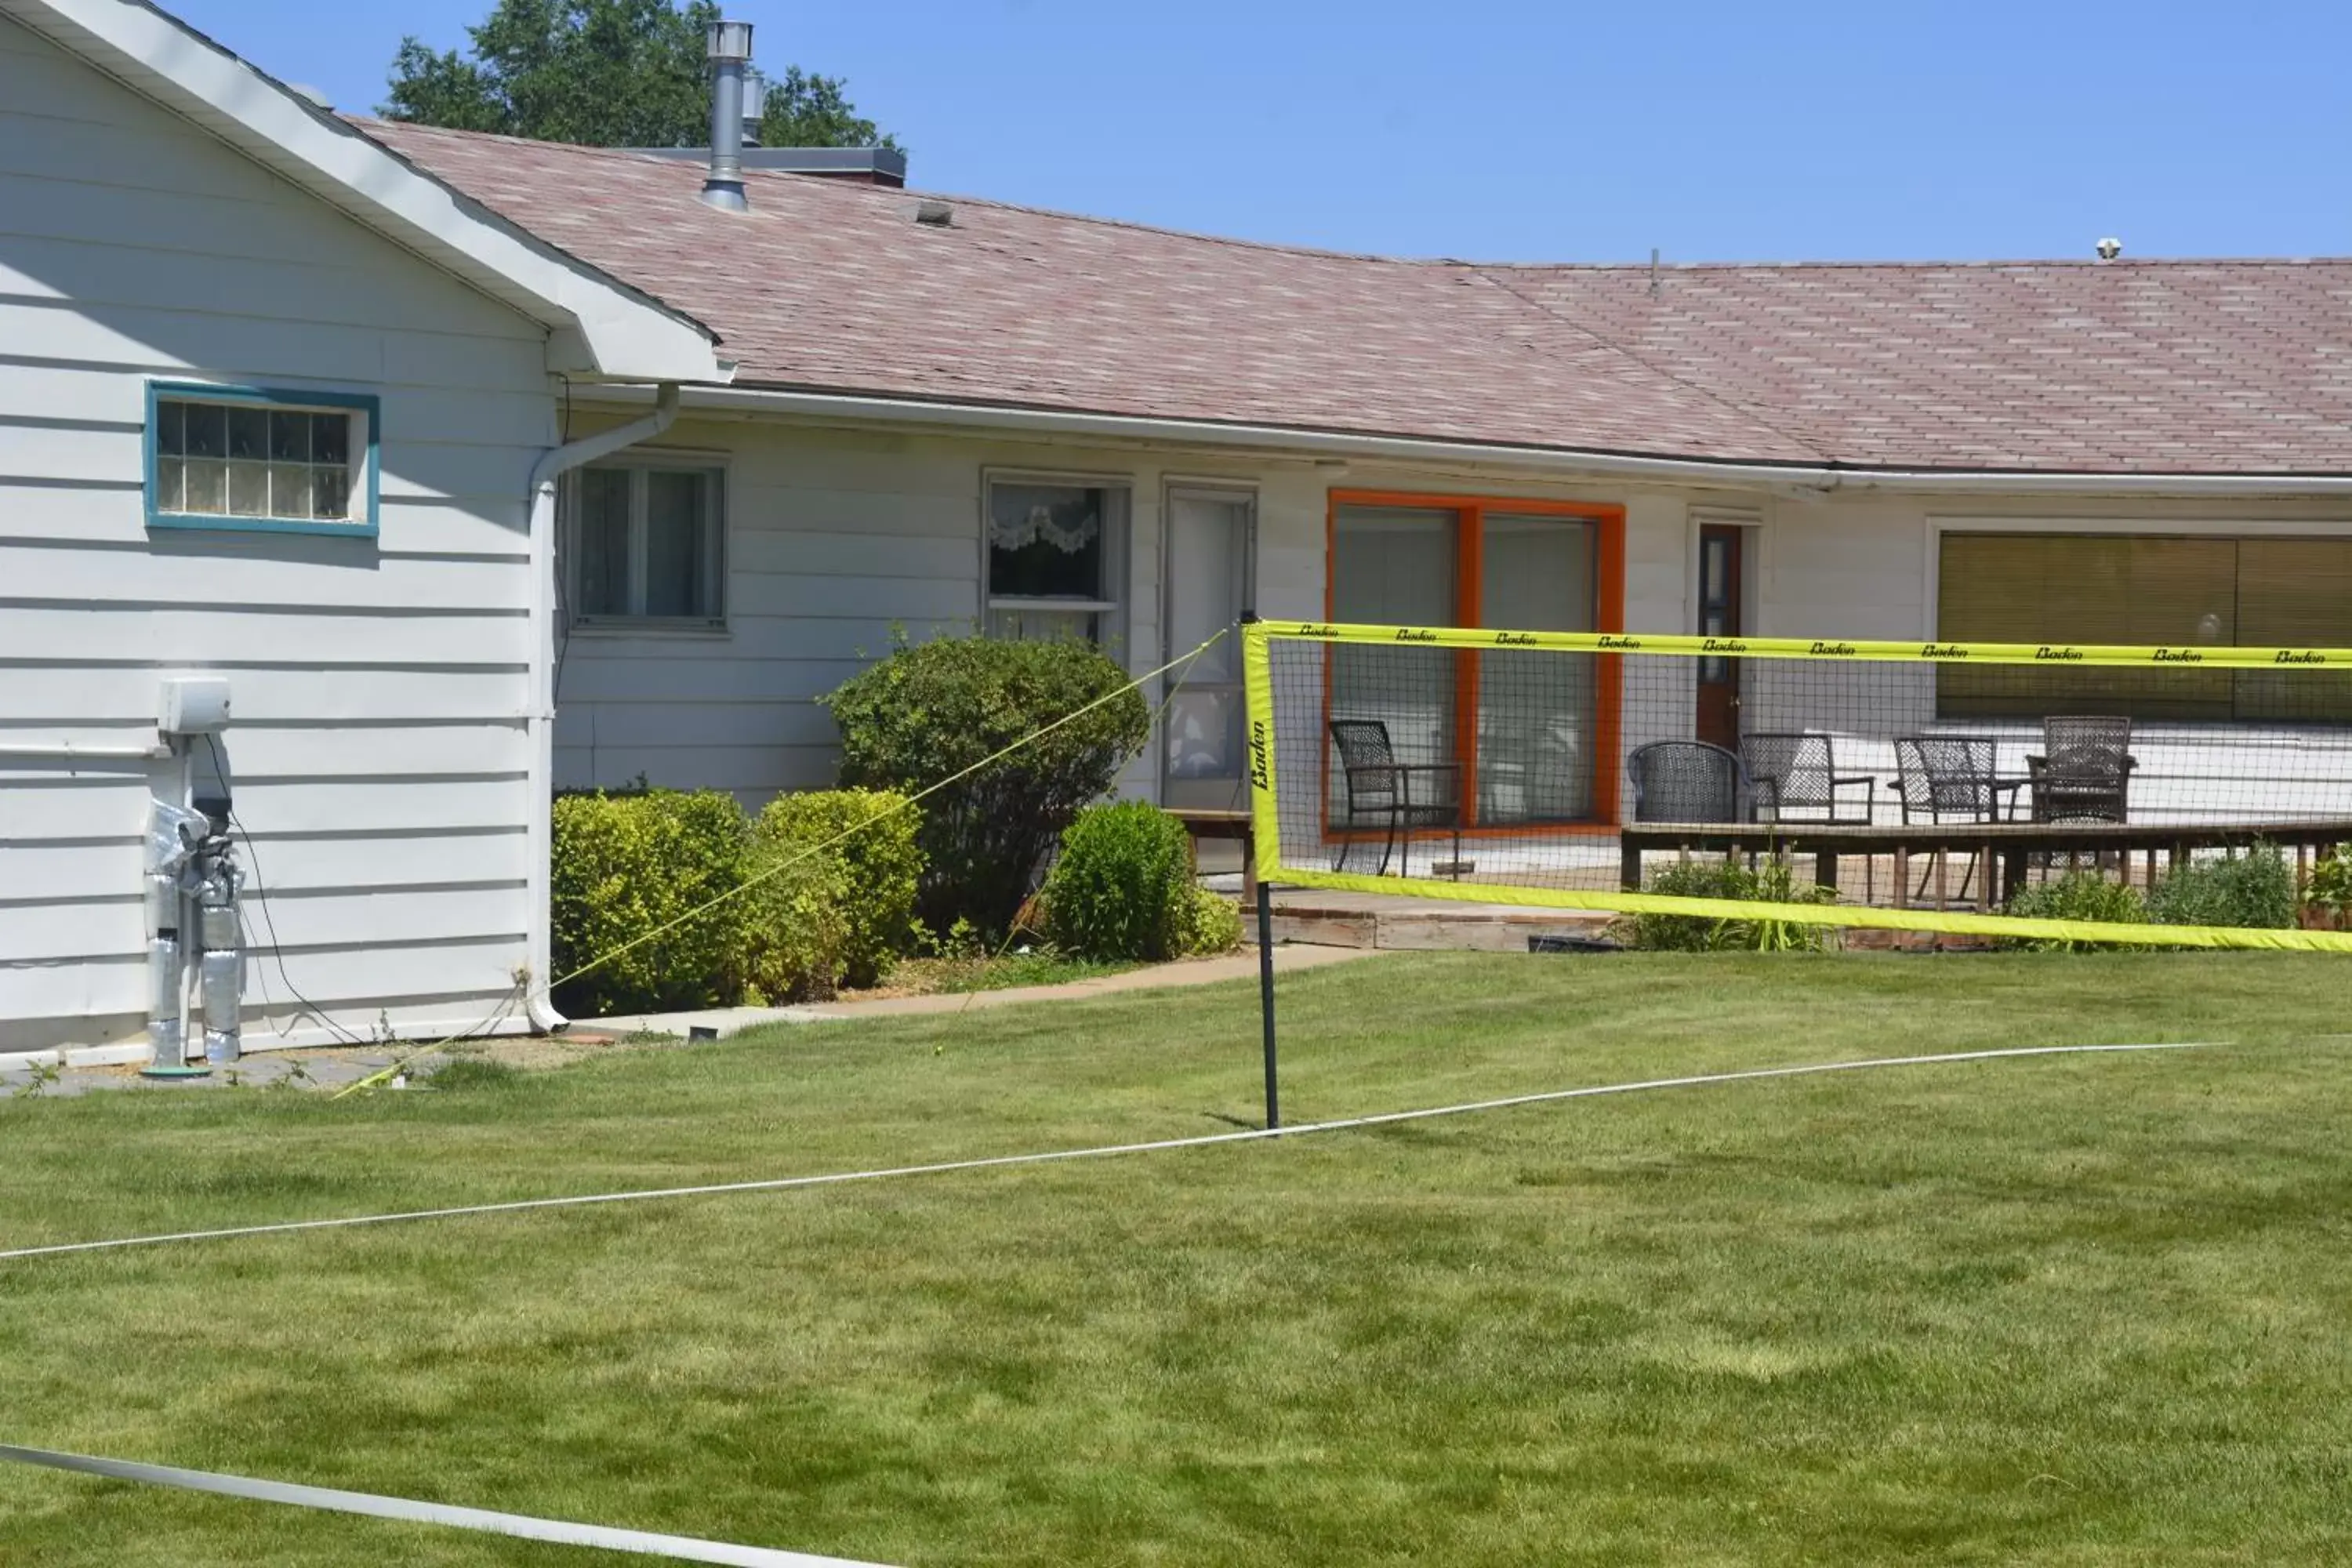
359, 119, 2352, 477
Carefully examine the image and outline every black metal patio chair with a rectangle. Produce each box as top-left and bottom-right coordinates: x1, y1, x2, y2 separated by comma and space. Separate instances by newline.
2027, 714, 2137, 825
1328, 719, 1462, 879
1626, 739, 1759, 824
1740, 731, 1878, 898
1893, 735, 2026, 901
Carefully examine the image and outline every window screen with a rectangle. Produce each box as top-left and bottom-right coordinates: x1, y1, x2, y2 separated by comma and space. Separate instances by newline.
985, 481, 1124, 642
568, 463, 724, 623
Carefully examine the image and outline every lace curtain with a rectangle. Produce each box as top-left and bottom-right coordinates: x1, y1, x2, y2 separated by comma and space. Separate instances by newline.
989, 488, 1100, 554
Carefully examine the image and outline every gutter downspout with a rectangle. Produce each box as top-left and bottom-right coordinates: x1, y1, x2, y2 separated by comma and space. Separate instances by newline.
523, 382, 681, 1033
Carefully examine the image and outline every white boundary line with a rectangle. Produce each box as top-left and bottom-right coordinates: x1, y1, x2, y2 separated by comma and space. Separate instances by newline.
0, 1044, 2202, 1265
0, 1444, 895, 1567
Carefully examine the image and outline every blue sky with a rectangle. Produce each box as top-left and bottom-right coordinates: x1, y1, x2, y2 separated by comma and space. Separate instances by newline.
169, 0, 2350, 264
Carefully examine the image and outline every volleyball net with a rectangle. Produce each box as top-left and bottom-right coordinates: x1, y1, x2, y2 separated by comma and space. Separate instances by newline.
1242, 619, 2352, 951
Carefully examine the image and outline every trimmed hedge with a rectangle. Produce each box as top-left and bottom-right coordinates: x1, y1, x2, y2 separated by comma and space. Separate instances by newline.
550, 788, 751, 1018
1040, 800, 1243, 961
550, 786, 924, 1018
825, 634, 1151, 935
744, 789, 924, 1001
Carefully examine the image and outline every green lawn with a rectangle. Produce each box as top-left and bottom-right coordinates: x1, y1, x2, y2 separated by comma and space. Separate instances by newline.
5, 953, 2352, 1566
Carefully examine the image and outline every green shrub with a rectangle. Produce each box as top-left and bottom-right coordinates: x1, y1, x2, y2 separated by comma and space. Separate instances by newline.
550, 789, 751, 1018
825, 634, 1151, 934
1631, 855, 1836, 953
1174, 886, 1245, 956
2000, 872, 2150, 951
742, 789, 924, 1001
1041, 800, 1195, 960
2307, 844, 2352, 921
2147, 844, 2296, 931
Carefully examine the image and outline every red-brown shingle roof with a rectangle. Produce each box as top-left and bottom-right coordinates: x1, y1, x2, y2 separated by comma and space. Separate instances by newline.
359, 119, 2352, 475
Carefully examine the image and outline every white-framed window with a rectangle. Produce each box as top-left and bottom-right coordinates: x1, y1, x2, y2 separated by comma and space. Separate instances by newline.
146, 382, 377, 538
563, 457, 726, 626
984, 474, 1130, 644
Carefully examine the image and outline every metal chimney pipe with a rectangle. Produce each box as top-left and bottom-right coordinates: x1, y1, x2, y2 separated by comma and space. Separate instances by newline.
702, 19, 753, 212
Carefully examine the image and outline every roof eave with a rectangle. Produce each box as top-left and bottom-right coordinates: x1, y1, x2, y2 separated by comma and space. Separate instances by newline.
2, 0, 727, 385
660, 382, 2352, 496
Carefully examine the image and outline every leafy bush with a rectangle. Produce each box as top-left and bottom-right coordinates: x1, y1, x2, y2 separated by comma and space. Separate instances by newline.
742, 789, 924, 1002
2147, 844, 2296, 931
826, 634, 1151, 934
1041, 800, 1195, 960
1631, 855, 1837, 953
1174, 885, 1245, 956
2307, 844, 2352, 923
550, 789, 750, 1017
2000, 872, 2150, 951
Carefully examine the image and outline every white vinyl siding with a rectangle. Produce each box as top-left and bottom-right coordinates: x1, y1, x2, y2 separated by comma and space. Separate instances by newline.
0, 15, 551, 1054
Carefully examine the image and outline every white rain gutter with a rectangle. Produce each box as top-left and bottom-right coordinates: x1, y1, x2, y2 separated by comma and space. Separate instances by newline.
522, 383, 681, 1033
659, 384, 2352, 499
0, 741, 169, 760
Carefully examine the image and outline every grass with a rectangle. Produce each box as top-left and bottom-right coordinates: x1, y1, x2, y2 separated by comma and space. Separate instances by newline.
4, 952, 2352, 1565
893, 947, 1142, 994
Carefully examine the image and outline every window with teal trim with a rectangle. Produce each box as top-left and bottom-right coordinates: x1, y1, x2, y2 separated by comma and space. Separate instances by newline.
148, 387, 374, 533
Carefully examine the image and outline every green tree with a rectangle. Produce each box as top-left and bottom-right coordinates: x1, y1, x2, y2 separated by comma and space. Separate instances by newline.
382, 0, 898, 152
758, 65, 898, 151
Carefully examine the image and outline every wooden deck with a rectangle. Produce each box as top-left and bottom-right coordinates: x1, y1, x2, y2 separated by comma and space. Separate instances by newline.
1621, 818, 2352, 909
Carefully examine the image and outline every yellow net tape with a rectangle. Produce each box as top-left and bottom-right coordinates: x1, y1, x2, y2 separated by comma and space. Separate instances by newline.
1247, 619, 2352, 670
1241, 619, 2352, 953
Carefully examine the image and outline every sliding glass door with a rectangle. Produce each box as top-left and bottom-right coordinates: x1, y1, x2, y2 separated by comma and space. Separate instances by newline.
1327, 494, 1619, 831
1330, 506, 1457, 825
1476, 514, 1597, 823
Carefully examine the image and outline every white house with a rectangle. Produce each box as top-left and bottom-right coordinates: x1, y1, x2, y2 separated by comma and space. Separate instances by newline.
0, 0, 724, 1062
5, 0, 2350, 1062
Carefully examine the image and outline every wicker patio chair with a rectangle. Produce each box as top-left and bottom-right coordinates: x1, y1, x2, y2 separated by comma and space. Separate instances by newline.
1740, 731, 1878, 898
1893, 735, 2026, 901
1328, 719, 1462, 879
2027, 715, 2137, 825
1625, 740, 1756, 824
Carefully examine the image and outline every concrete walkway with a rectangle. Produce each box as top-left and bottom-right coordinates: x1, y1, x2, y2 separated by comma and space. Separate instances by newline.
582, 943, 1381, 1038
0, 946, 1387, 1099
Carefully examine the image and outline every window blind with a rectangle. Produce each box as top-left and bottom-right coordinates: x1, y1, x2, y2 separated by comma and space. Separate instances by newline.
1937, 533, 2352, 722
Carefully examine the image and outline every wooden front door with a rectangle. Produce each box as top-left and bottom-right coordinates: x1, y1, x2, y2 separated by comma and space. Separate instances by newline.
1695, 525, 1744, 751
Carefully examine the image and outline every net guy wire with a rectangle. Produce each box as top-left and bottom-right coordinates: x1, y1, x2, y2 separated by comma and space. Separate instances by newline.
0, 1444, 895, 1568
6, 1043, 2198, 1263
332, 629, 1232, 1098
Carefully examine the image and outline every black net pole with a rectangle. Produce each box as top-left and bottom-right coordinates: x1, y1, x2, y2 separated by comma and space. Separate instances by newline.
1255, 878, 1279, 1130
